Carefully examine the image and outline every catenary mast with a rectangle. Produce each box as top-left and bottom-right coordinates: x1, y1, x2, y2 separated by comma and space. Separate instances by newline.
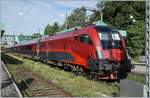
146, 0, 150, 97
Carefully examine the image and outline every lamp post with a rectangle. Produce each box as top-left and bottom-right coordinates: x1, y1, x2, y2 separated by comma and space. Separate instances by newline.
60, 13, 68, 29
65, 13, 68, 29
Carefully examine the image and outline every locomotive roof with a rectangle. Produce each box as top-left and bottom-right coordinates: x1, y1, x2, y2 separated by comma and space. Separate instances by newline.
40, 25, 93, 42
40, 25, 119, 42
95, 26, 118, 32
18, 38, 40, 46
7, 25, 120, 48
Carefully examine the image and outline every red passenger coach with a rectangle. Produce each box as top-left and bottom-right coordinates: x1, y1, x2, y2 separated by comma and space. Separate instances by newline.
7, 25, 132, 80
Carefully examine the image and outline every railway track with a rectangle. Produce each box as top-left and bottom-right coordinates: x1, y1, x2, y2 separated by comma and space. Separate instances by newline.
15, 67, 72, 97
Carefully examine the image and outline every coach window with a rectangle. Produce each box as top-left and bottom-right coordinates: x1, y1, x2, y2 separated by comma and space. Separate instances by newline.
79, 34, 92, 45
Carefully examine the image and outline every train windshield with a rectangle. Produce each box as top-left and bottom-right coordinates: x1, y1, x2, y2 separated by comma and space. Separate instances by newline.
95, 26, 122, 49
110, 32, 122, 48
98, 32, 111, 49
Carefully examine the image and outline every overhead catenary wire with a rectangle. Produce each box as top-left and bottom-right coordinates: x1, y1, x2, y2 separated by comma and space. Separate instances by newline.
11, 2, 38, 31
9, 3, 27, 28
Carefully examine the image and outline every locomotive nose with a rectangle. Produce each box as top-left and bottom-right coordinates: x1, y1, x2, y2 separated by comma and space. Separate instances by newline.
112, 49, 124, 62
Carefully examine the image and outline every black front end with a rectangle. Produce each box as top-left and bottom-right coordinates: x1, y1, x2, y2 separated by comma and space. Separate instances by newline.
88, 59, 120, 73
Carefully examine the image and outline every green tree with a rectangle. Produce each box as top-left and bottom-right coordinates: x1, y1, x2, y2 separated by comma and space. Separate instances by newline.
127, 20, 145, 59
64, 7, 87, 28
31, 33, 41, 39
92, 1, 145, 29
44, 22, 59, 35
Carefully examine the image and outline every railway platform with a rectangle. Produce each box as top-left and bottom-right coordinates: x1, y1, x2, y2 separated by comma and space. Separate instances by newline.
1, 60, 22, 97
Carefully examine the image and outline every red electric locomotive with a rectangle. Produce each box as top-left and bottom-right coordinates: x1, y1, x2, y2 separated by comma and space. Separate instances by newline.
6, 24, 132, 80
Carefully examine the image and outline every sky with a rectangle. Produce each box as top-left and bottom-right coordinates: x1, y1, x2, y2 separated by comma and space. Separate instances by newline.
1, 0, 99, 35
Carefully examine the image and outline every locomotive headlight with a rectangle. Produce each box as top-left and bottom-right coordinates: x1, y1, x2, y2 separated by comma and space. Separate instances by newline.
96, 46, 103, 59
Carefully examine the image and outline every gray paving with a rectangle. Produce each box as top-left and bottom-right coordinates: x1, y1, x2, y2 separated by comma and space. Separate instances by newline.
1, 60, 18, 97
131, 65, 146, 74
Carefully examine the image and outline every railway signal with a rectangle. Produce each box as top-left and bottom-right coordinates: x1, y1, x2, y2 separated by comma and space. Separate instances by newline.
1, 30, 5, 38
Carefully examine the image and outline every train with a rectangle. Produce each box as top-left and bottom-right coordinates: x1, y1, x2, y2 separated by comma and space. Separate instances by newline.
5, 24, 133, 80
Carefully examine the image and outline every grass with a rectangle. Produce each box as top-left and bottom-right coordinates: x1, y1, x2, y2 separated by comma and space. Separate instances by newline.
127, 73, 145, 84
2, 53, 119, 97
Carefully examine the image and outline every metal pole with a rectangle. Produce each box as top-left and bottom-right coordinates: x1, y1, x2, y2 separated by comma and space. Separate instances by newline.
146, 0, 150, 97
65, 13, 68, 29
101, 12, 103, 22
14, 35, 15, 45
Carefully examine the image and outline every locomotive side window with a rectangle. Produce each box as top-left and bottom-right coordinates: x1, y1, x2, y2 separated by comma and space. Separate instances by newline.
79, 34, 92, 45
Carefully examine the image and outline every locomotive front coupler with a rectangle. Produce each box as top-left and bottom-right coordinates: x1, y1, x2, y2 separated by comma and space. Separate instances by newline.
88, 59, 120, 72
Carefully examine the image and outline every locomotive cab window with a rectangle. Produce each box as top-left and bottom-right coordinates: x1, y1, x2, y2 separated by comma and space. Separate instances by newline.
96, 26, 123, 49
79, 34, 92, 45
98, 32, 111, 49
111, 32, 122, 48
111, 33, 120, 40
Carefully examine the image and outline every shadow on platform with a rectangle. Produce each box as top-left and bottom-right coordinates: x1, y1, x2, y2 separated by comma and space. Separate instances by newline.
1, 53, 23, 65
1, 78, 13, 89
